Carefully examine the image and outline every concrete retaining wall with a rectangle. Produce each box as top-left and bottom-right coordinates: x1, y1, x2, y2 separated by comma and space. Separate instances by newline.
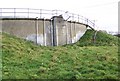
1, 17, 87, 46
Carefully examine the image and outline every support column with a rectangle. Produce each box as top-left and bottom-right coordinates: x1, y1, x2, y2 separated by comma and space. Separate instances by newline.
52, 15, 64, 46
43, 18, 46, 46
35, 17, 39, 44
74, 22, 76, 42
50, 19, 53, 46
52, 17, 57, 46
66, 21, 68, 44
70, 21, 72, 43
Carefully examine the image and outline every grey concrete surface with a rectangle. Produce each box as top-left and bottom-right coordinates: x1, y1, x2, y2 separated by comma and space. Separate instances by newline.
1, 17, 87, 46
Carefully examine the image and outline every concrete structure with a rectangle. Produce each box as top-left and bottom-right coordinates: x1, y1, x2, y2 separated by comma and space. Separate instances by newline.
118, 1, 120, 34
1, 16, 87, 46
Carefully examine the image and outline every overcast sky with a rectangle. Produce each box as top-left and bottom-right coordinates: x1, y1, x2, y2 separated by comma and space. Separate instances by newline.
0, 0, 119, 32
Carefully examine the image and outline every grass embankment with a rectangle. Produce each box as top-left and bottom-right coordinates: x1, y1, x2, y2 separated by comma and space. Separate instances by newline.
2, 30, 119, 79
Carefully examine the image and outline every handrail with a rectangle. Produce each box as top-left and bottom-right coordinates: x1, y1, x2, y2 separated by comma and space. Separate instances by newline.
0, 8, 96, 29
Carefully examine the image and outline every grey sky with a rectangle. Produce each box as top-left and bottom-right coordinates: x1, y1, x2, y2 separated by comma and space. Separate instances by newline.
0, 0, 119, 32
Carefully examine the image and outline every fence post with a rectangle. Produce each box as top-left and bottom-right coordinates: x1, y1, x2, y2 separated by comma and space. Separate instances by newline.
40, 9, 42, 18
52, 10, 54, 17
78, 15, 79, 22
93, 20, 95, 29
56, 10, 57, 16
1, 8, 2, 17
86, 18, 88, 25
81, 16, 83, 24
28, 8, 29, 18
14, 8, 16, 18
72, 14, 74, 21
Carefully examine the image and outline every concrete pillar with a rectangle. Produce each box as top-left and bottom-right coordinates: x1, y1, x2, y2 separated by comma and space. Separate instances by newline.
43, 18, 46, 46
70, 21, 72, 43
35, 17, 39, 44
74, 22, 76, 42
52, 16, 57, 46
52, 15, 65, 46
65, 21, 68, 44
50, 19, 53, 46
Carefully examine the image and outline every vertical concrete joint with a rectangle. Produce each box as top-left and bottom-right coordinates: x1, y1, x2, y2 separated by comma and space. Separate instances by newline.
43, 18, 46, 46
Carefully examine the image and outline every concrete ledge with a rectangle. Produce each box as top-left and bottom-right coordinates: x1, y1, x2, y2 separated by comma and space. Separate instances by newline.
0, 18, 51, 21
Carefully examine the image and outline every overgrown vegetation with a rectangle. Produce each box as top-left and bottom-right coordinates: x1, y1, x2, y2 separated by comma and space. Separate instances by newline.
2, 29, 119, 79
76, 30, 118, 46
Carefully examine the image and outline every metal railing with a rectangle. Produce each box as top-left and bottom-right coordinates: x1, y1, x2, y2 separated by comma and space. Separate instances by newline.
0, 8, 95, 29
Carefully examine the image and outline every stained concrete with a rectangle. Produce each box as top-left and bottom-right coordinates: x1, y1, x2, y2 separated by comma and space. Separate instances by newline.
1, 17, 87, 46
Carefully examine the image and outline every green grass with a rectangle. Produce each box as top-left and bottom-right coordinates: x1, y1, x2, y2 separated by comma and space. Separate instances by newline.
70, 30, 118, 46
1, 30, 119, 79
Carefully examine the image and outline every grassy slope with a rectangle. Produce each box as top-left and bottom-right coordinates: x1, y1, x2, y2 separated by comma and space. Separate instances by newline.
2, 30, 119, 79
66, 30, 118, 47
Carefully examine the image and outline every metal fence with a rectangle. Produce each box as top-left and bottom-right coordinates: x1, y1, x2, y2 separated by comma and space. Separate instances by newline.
0, 8, 95, 28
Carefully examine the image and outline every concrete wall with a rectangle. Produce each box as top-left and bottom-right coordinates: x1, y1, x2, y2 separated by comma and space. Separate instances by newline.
1, 18, 52, 46
118, 1, 120, 34
1, 17, 87, 46
0, 20, 2, 32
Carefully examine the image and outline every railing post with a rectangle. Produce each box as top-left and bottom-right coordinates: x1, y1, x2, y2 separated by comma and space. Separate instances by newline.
52, 10, 54, 17
28, 8, 29, 18
86, 18, 88, 25
56, 10, 57, 16
93, 20, 95, 29
0, 8, 2, 17
40, 9, 42, 18
82, 16, 84, 24
78, 15, 79, 22
14, 8, 16, 18
72, 14, 74, 21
